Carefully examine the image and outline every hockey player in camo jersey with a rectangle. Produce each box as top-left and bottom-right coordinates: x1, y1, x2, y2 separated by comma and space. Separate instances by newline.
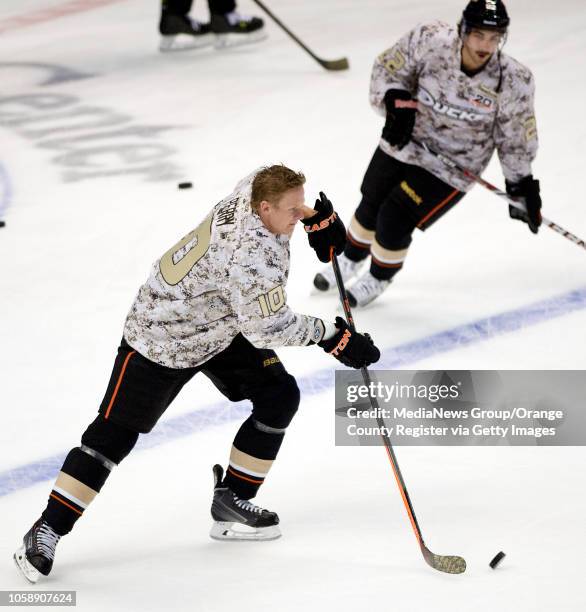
14, 165, 380, 583
314, 0, 542, 307
124, 170, 324, 368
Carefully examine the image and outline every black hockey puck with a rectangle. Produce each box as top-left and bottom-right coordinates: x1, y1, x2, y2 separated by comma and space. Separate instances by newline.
178, 182, 193, 190
0, 220, 5, 228
489, 551, 506, 569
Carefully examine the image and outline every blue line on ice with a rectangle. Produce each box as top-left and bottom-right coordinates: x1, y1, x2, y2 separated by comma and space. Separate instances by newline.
1, 286, 585, 497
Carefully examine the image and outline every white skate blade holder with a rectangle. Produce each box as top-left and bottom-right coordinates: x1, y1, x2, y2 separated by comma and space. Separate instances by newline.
210, 521, 281, 542
13, 545, 41, 584
159, 32, 214, 52
214, 30, 267, 49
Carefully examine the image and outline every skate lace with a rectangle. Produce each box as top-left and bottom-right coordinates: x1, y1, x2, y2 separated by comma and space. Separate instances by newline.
340, 257, 359, 275
234, 496, 263, 514
36, 523, 60, 561
354, 273, 387, 296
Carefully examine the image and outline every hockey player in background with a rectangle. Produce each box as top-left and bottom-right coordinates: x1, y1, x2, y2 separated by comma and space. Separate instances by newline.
314, 0, 542, 307
159, 0, 266, 52
14, 165, 380, 583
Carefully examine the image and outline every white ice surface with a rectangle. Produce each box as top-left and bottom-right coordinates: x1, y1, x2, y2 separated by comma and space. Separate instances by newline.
1, 0, 585, 610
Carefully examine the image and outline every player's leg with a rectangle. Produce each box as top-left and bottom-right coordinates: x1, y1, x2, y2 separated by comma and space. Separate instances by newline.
201, 335, 299, 540
313, 147, 405, 291
347, 200, 416, 307
208, 0, 266, 48
349, 165, 465, 306
14, 415, 139, 584
14, 339, 197, 583
159, 0, 214, 52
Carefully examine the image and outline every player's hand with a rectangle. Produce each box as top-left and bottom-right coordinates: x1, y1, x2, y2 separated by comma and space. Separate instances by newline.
506, 175, 542, 234
302, 192, 347, 263
318, 317, 380, 369
382, 89, 418, 150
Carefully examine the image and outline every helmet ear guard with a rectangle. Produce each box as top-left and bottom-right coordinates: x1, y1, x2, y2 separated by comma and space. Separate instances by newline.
457, 18, 466, 39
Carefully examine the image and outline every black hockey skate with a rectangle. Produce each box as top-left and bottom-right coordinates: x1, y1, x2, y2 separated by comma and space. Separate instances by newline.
210, 11, 266, 48
210, 464, 281, 541
159, 13, 214, 52
14, 518, 61, 583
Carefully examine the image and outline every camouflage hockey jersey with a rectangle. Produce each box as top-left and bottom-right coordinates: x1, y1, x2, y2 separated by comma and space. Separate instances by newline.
123, 171, 323, 369
370, 21, 538, 192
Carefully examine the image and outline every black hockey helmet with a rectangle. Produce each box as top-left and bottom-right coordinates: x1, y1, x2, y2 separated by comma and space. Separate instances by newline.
460, 0, 510, 34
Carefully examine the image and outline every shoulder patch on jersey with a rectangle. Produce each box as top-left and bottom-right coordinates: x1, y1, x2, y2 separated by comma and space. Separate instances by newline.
523, 117, 537, 142
379, 49, 406, 75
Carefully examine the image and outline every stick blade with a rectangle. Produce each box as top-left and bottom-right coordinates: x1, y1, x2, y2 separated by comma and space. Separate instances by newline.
422, 546, 466, 574
318, 57, 349, 71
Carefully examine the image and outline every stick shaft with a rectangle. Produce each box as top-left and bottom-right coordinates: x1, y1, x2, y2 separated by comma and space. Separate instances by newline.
330, 253, 426, 546
252, 0, 319, 60
251, 0, 349, 71
412, 138, 586, 251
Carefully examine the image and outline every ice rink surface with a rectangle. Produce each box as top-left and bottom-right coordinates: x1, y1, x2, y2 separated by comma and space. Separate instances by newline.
1, 0, 585, 610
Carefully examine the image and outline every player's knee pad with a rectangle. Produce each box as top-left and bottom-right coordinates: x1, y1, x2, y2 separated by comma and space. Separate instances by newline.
80, 415, 139, 466
376, 227, 413, 252
251, 373, 300, 431
354, 195, 380, 230
360, 147, 403, 204
377, 198, 417, 250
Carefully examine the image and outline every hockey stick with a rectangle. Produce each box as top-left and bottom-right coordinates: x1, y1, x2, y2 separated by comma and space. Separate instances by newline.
330, 251, 466, 574
251, 0, 349, 71
411, 137, 586, 252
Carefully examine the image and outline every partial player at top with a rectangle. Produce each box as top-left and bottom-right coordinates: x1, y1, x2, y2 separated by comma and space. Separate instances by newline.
159, 0, 266, 52
314, 0, 543, 307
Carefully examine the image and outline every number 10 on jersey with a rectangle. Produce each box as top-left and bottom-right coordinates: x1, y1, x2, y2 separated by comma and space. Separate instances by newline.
257, 286, 285, 317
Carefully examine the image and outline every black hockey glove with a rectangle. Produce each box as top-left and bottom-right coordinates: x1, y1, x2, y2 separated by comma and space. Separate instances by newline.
318, 317, 380, 369
505, 175, 542, 234
382, 89, 418, 150
302, 192, 347, 263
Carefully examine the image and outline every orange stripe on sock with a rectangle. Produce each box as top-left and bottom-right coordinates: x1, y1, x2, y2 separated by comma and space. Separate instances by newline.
227, 467, 264, 485
417, 189, 460, 228
347, 233, 371, 249
50, 493, 83, 516
371, 256, 403, 269
104, 350, 136, 419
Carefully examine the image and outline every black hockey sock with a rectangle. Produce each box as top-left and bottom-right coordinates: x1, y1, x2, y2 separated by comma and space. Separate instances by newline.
223, 374, 299, 499
41, 416, 138, 536
223, 418, 285, 499
369, 260, 403, 281
41, 447, 112, 536
344, 240, 370, 262
369, 237, 410, 281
